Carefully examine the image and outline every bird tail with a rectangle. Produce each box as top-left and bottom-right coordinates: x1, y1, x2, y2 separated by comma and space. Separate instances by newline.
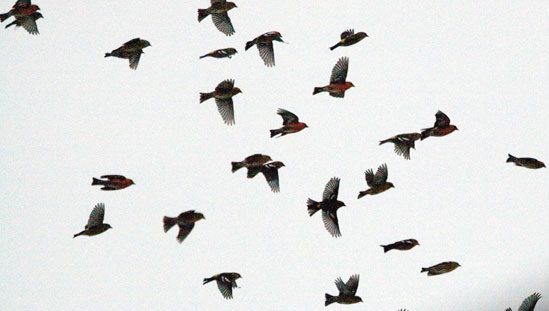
203, 277, 215, 285
325, 293, 337, 306
506, 154, 517, 163
380, 245, 391, 253
73, 231, 85, 238
199, 92, 214, 103
231, 161, 245, 173
0, 12, 12, 23
245, 40, 255, 51
420, 267, 428, 273
313, 87, 325, 95
307, 199, 320, 216
163, 216, 177, 233
5, 20, 16, 29
91, 177, 106, 186
270, 129, 282, 138
357, 190, 368, 199
199, 53, 208, 59
329, 42, 341, 50
379, 139, 390, 145
247, 167, 261, 179
197, 9, 209, 22
104, 53, 112, 58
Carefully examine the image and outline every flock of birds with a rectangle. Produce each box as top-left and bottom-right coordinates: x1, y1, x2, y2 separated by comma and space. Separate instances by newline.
2, 0, 545, 309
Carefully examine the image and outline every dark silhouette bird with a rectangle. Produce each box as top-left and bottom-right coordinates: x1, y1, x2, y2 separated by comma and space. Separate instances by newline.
506, 154, 545, 169
420, 111, 458, 140
203, 272, 242, 299
380, 239, 419, 253
247, 161, 285, 192
200, 47, 237, 59
73, 203, 112, 238
163, 210, 205, 243
358, 164, 394, 199
92, 175, 135, 191
329, 29, 368, 50
506, 292, 542, 311
105, 38, 151, 70
313, 57, 354, 98
0, 0, 40, 23
231, 154, 272, 174
245, 31, 285, 67
198, 0, 237, 36
4, 11, 42, 34
325, 274, 363, 306
421, 261, 460, 276
270, 108, 308, 138
307, 177, 346, 237
379, 133, 421, 160
200, 79, 242, 125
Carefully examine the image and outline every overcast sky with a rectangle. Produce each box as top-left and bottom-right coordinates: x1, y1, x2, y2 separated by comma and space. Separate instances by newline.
1, 1, 548, 310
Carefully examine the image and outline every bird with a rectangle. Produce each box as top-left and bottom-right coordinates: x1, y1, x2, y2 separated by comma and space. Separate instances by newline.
506, 154, 545, 169
91, 175, 135, 191
329, 29, 368, 50
247, 161, 285, 192
203, 273, 242, 299
73, 203, 112, 238
379, 133, 422, 160
163, 210, 205, 243
245, 31, 285, 67
200, 79, 242, 125
0, 0, 40, 23
231, 154, 272, 174
358, 164, 394, 199
307, 177, 346, 237
506, 292, 542, 311
380, 239, 419, 253
325, 274, 363, 306
105, 38, 151, 70
270, 108, 308, 138
197, 0, 237, 36
313, 57, 354, 98
420, 110, 458, 140
421, 261, 460, 276
199, 48, 237, 59
4, 11, 42, 34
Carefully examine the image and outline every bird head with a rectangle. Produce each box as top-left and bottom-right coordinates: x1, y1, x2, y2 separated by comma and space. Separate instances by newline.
541, 162, 546, 168
357, 32, 369, 39
303, 123, 309, 128
336, 200, 346, 208
411, 239, 420, 246
232, 273, 242, 280
273, 33, 284, 42
141, 40, 152, 48
228, 48, 237, 54
233, 87, 243, 95
32, 5, 40, 10
271, 161, 285, 169
129, 179, 135, 185
34, 12, 44, 20
352, 296, 364, 303
195, 213, 206, 221
105, 224, 113, 230
348, 82, 355, 88
388, 182, 395, 189
264, 155, 273, 162
451, 125, 459, 131
227, 2, 237, 9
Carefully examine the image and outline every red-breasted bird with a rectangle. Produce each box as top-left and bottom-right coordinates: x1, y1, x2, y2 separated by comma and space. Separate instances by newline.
325, 274, 363, 306
203, 272, 242, 299
270, 108, 308, 138
506, 292, 542, 311
329, 29, 368, 50
507, 154, 545, 169
4, 11, 41, 34
245, 31, 285, 67
163, 210, 205, 243
0, 0, 40, 23
420, 110, 458, 140
421, 261, 460, 276
105, 38, 151, 70
200, 47, 237, 59
231, 154, 272, 174
358, 164, 394, 199
307, 177, 346, 238
92, 175, 135, 191
313, 57, 354, 98
198, 0, 236, 36
380, 239, 419, 253
73, 203, 112, 238
247, 161, 285, 193
379, 133, 421, 160
200, 79, 242, 125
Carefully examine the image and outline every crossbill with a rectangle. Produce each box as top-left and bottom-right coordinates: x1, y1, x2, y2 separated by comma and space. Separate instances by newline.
307, 177, 346, 237
245, 31, 285, 67
313, 57, 354, 98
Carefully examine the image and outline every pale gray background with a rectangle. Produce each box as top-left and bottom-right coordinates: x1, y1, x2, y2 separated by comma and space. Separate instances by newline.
1, 1, 547, 310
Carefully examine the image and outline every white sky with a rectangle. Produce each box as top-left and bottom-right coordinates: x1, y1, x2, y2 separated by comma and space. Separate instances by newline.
1, 1, 548, 310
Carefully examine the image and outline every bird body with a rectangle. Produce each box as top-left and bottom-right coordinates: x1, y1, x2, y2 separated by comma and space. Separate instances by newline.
92, 175, 134, 191
200, 48, 237, 59
330, 29, 368, 50
1, 1, 40, 22
73, 203, 112, 238
105, 38, 151, 70
203, 272, 242, 299
420, 111, 458, 140
380, 239, 419, 253
231, 154, 272, 173
163, 210, 205, 243
421, 261, 460, 276
313, 57, 354, 98
307, 177, 346, 237
200, 79, 242, 125
325, 274, 363, 306
245, 31, 284, 67
379, 133, 421, 160
198, 0, 237, 36
507, 154, 545, 169
358, 164, 394, 199
270, 108, 308, 137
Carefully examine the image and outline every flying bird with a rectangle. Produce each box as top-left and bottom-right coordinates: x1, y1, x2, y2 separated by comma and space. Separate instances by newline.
203, 273, 242, 299
325, 274, 363, 306
506, 154, 545, 169
92, 175, 135, 191
247, 161, 285, 193
231, 154, 272, 174
421, 261, 460, 276
307, 177, 346, 237
198, 0, 237, 36
270, 108, 308, 138
163, 210, 205, 243
73, 203, 112, 238
200, 79, 242, 125
420, 110, 458, 140
506, 292, 542, 311
358, 164, 394, 199
200, 48, 237, 59
313, 57, 354, 98
380, 239, 419, 253
329, 29, 368, 50
245, 31, 285, 67
0, 0, 40, 23
105, 38, 151, 70
379, 133, 421, 160
4, 11, 42, 34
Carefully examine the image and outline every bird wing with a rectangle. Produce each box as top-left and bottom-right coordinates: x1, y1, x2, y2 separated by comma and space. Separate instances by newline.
176, 222, 195, 243
505, 308, 512, 311
518, 292, 542, 311
330, 57, 349, 84
373, 164, 388, 185
212, 12, 235, 36
261, 165, 280, 193
322, 177, 340, 200
257, 41, 275, 67
215, 79, 235, 92
18, 15, 39, 35
322, 209, 341, 237
215, 98, 235, 125
100, 175, 126, 180
364, 169, 374, 187
87, 203, 105, 227
216, 278, 234, 299
277, 108, 299, 125
129, 52, 142, 70
340, 29, 354, 39
334, 277, 350, 295
393, 141, 411, 160
434, 110, 450, 128
345, 274, 360, 295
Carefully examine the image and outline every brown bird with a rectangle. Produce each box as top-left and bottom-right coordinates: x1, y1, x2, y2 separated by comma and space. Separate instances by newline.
231, 154, 272, 174
245, 31, 285, 67
198, 0, 237, 36
248, 161, 285, 193
506, 292, 542, 311
507, 154, 545, 169
325, 274, 363, 306
203, 272, 242, 299
199, 47, 237, 59
270, 108, 308, 138
307, 177, 346, 237
200, 79, 242, 125
313, 57, 355, 98
73, 203, 112, 238
0, 0, 40, 23
380, 239, 419, 253
163, 210, 205, 243
420, 110, 458, 140
92, 175, 135, 191
4, 11, 42, 34
421, 261, 460, 276
329, 29, 368, 50
105, 38, 151, 70
379, 133, 421, 160
358, 164, 394, 199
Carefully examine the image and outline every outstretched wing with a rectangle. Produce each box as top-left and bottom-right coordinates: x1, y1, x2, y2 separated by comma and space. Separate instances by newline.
277, 108, 299, 125
129, 52, 142, 70
87, 203, 105, 227
176, 223, 195, 243
394, 141, 412, 160
330, 57, 349, 84
215, 98, 235, 125
216, 278, 234, 299
341, 29, 354, 39
322, 209, 341, 237
434, 110, 450, 128
373, 164, 388, 185
322, 177, 340, 200
261, 165, 280, 193
364, 169, 374, 187
212, 12, 235, 36
257, 41, 275, 67
18, 15, 39, 35
518, 292, 542, 311
345, 274, 360, 295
